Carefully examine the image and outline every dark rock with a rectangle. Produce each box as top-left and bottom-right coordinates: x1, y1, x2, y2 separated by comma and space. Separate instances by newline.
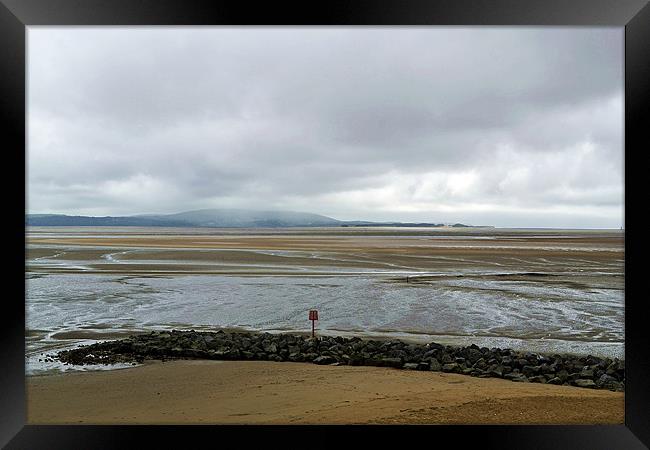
304, 352, 318, 361
428, 342, 445, 351
528, 375, 547, 384
608, 381, 624, 392
568, 372, 582, 382
473, 358, 487, 370
442, 363, 461, 373
440, 353, 453, 364
522, 365, 539, 377
429, 358, 442, 372
515, 358, 528, 368
539, 363, 554, 374
556, 369, 569, 382
225, 349, 241, 359
596, 374, 621, 390
573, 379, 597, 388
388, 349, 408, 360
580, 367, 595, 379
504, 373, 528, 382
263, 343, 278, 353
488, 366, 504, 378
378, 357, 403, 368
423, 349, 438, 359
288, 352, 303, 362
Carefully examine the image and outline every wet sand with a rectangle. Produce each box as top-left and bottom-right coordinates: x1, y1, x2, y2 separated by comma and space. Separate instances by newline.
27, 360, 624, 425
27, 229, 624, 277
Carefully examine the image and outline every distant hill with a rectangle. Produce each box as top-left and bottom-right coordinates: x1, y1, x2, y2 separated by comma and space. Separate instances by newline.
341, 221, 446, 227
26, 209, 341, 228
140, 209, 341, 227
25, 214, 191, 227
26, 209, 478, 228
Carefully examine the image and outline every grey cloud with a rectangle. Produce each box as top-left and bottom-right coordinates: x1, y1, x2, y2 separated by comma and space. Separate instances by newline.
28, 27, 623, 227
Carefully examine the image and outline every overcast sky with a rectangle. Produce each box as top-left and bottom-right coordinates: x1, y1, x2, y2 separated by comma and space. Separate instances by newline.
27, 27, 623, 228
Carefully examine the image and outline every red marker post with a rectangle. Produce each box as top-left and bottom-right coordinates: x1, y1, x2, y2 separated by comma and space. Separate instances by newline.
309, 309, 319, 338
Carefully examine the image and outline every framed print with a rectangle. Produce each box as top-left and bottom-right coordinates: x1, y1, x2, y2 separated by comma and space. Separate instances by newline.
2, 0, 649, 448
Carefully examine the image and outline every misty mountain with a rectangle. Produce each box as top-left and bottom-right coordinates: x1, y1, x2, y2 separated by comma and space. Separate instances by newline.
25, 214, 191, 227
26, 209, 342, 228
26, 209, 477, 228
139, 209, 341, 227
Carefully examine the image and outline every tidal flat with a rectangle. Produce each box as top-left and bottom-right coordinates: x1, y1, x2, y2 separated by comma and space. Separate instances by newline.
26, 226, 624, 375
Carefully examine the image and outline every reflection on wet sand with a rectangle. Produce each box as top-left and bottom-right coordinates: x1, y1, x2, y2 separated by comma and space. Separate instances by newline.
25, 227, 624, 374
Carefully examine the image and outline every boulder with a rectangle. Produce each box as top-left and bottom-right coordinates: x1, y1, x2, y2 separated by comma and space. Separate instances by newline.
488, 366, 504, 378
473, 358, 488, 370
378, 357, 403, 368
442, 363, 461, 373
597, 374, 618, 386
313, 355, 337, 365
428, 342, 445, 351
263, 343, 278, 354
504, 373, 528, 382
556, 369, 569, 382
608, 381, 624, 392
522, 365, 540, 377
429, 358, 442, 372
528, 375, 547, 384
579, 367, 595, 379
539, 363, 554, 374
573, 379, 597, 388
440, 353, 453, 364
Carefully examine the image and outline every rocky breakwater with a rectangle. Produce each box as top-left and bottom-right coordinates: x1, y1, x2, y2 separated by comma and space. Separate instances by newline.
56, 330, 624, 391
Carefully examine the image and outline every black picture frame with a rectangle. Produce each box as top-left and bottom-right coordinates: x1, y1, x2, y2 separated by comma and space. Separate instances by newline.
2, 0, 648, 448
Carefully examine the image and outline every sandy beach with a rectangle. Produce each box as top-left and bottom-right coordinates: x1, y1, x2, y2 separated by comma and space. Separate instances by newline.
27, 360, 624, 425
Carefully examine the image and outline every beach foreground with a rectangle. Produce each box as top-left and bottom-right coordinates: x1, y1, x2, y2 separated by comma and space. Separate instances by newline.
27, 360, 623, 424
